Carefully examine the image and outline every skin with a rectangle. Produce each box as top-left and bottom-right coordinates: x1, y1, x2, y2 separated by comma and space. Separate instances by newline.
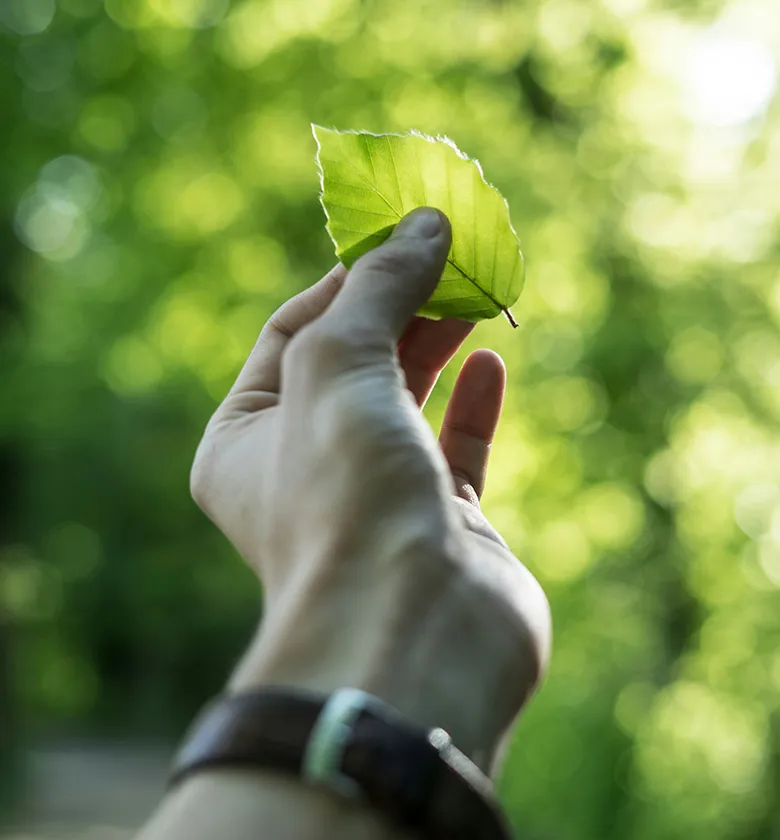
139, 208, 551, 840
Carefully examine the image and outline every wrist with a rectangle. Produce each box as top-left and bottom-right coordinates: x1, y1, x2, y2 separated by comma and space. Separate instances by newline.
230, 641, 505, 772
228, 560, 523, 774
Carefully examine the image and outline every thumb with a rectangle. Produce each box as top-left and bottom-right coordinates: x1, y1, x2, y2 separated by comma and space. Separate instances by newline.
325, 207, 451, 341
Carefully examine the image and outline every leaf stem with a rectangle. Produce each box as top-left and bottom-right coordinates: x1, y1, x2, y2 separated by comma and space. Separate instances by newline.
503, 308, 518, 329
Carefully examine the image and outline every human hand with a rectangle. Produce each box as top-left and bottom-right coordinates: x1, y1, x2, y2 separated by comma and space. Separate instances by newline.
190, 208, 551, 773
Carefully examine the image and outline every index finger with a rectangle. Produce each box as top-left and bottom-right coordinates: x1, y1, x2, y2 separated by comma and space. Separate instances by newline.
228, 264, 346, 405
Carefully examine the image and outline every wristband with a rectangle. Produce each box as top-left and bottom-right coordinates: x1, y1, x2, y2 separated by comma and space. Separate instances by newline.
168, 687, 514, 840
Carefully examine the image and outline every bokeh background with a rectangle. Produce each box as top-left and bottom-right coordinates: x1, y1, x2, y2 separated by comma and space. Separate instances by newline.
1, 0, 780, 837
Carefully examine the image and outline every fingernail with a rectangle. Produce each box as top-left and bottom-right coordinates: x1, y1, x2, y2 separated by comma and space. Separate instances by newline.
391, 207, 443, 240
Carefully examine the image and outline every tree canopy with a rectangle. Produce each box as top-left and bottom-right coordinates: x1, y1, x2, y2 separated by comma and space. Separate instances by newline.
1, 0, 779, 837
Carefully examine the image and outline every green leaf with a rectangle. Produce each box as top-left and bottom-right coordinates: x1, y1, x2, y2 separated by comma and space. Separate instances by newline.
313, 125, 525, 325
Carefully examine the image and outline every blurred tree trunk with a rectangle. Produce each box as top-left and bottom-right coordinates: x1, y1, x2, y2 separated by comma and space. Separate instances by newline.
594, 256, 700, 840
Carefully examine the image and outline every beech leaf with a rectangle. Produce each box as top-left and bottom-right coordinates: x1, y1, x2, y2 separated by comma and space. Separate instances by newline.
313, 125, 525, 326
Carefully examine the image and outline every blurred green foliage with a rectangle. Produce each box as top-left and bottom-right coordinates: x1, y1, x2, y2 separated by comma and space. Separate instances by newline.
1, 0, 780, 837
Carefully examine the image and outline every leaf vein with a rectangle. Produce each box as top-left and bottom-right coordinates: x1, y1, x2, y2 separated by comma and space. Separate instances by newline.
414, 141, 427, 207
385, 135, 404, 213
490, 196, 499, 299
326, 202, 397, 219
445, 154, 454, 266
363, 134, 377, 181
321, 155, 401, 217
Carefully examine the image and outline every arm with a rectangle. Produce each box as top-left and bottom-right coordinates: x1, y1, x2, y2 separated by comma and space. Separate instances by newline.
138, 208, 551, 840
141, 770, 410, 840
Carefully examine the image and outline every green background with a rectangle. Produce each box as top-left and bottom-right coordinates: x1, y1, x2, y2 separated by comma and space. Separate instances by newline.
1, 0, 779, 837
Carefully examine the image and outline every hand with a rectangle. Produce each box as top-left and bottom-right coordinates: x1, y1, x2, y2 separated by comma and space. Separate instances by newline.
190, 208, 551, 773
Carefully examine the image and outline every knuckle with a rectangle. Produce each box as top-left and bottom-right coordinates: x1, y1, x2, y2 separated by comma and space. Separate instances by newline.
394, 444, 442, 495
344, 428, 441, 502
284, 322, 382, 380
459, 540, 551, 704
314, 369, 441, 488
285, 324, 346, 378
189, 437, 217, 511
504, 575, 551, 695
283, 322, 321, 366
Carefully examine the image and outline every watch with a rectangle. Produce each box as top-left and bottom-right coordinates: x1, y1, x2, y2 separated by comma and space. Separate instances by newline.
168, 687, 514, 839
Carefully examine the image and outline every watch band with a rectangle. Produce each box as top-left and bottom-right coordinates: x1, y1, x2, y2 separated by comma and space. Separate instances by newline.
168, 687, 514, 840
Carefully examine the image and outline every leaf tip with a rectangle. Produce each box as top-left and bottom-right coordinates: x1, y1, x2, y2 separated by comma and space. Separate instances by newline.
311, 123, 329, 153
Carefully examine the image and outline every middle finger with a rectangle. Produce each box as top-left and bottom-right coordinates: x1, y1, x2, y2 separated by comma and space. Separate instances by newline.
397, 317, 474, 407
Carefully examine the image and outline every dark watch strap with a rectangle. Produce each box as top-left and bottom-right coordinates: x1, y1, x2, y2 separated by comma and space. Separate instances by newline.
169, 687, 514, 840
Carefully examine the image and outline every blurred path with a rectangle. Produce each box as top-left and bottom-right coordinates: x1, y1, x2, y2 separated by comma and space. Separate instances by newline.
3, 742, 173, 840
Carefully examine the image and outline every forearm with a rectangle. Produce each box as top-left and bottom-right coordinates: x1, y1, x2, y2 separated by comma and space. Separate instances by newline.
139, 769, 412, 840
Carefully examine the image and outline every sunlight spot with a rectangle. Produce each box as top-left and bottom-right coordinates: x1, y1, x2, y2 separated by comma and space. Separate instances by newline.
536, 520, 593, 583
683, 31, 777, 126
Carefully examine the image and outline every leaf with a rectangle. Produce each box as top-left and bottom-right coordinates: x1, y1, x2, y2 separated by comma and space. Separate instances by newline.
313, 125, 525, 325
